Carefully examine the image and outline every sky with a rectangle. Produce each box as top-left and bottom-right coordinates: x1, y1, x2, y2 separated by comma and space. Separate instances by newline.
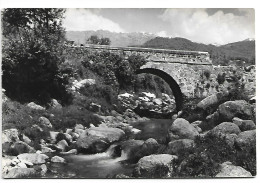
63, 8, 255, 45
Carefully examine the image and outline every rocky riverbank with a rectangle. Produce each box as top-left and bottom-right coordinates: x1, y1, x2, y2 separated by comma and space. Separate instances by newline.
2, 92, 256, 178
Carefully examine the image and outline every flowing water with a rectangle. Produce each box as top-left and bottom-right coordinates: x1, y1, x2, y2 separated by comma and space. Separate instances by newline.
47, 118, 172, 178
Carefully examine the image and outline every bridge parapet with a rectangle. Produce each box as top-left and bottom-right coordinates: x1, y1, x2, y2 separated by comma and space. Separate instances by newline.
68, 44, 212, 65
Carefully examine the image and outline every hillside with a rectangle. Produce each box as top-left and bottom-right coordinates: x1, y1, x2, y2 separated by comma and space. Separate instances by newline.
66, 30, 156, 47
142, 37, 255, 66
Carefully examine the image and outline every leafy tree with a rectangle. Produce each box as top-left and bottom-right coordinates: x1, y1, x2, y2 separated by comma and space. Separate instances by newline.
87, 35, 100, 45
2, 8, 71, 105
87, 35, 111, 45
100, 37, 111, 45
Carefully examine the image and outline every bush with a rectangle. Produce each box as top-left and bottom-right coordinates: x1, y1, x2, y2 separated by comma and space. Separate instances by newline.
2, 9, 71, 105
78, 83, 118, 113
203, 70, 211, 79
171, 133, 256, 177
217, 73, 226, 84
49, 105, 102, 131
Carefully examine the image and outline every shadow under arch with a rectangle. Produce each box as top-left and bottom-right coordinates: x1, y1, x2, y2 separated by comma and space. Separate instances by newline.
136, 68, 183, 111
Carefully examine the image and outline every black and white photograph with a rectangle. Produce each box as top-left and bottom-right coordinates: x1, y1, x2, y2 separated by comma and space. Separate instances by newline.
1, 1, 257, 179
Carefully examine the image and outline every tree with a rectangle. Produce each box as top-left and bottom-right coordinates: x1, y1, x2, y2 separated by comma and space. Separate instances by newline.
87, 35, 100, 45
100, 37, 111, 45
87, 35, 111, 45
2, 8, 71, 105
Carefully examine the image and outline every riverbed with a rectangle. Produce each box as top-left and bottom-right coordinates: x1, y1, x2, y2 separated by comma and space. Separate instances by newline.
46, 118, 173, 178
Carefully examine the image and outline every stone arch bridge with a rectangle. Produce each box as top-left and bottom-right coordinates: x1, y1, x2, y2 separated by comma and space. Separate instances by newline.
67, 44, 214, 111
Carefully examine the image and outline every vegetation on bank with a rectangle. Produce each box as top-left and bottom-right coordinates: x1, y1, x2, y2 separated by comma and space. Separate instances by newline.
2, 9, 72, 105
170, 133, 256, 177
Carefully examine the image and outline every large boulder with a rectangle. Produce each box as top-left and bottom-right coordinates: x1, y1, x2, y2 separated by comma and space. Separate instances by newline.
41, 146, 56, 153
51, 156, 66, 163
153, 98, 163, 105
76, 135, 109, 153
74, 124, 84, 130
3, 168, 37, 178
215, 161, 252, 177
27, 102, 45, 110
86, 127, 125, 143
76, 127, 125, 153
232, 117, 255, 131
166, 139, 194, 155
235, 130, 256, 150
134, 154, 178, 178
73, 79, 96, 89
56, 139, 69, 152
8, 141, 36, 155
218, 100, 252, 121
17, 153, 49, 165
168, 118, 199, 141
2, 128, 19, 144
210, 122, 241, 136
197, 92, 222, 110
135, 138, 159, 158
120, 139, 144, 160
50, 99, 62, 110
38, 117, 52, 129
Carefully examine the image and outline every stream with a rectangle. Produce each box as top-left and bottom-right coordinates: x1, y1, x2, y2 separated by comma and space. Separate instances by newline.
46, 118, 173, 178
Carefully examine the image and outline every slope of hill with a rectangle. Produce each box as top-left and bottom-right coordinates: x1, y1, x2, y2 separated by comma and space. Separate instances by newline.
142, 37, 255, 66
66, 30, 156, 47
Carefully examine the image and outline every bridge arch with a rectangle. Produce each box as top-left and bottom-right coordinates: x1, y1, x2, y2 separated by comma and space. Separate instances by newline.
136, 68, 183, 111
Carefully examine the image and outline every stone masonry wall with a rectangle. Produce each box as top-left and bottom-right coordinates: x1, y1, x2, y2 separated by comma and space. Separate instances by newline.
65, 45, 255, 99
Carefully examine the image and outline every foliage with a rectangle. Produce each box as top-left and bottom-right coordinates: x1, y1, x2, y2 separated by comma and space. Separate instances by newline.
227, 70, 250, 101
216, 72, 226, 84
82, 51, 147, 90
49, 105, 102, 131
171, 133, 256, 177
78, 84, 119, 112
203, 69, 211, 79
2, 99, 49, 149
2, 8, 71, 105
87, 35, 111, 45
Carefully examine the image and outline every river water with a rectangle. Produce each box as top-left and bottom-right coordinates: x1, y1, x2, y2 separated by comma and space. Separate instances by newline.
47, 118, 173, 178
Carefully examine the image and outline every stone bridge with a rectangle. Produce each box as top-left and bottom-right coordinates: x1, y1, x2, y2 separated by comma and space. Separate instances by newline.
66, 44, 215, 111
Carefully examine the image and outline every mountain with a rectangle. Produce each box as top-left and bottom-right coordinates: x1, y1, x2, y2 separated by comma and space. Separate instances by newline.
141, 37, 255, 66
66, 30, 156, 47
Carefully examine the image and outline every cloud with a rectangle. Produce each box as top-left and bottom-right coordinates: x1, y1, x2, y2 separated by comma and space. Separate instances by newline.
63, 9, 125, 32
160, 9, 255, 44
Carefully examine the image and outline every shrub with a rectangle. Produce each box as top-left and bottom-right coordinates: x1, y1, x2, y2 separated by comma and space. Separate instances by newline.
217, 73, 226, 84
79, 83, 118, 112
2, 9, 71, 105
203, 70, 211, 79
49, 105, 102, 131
171, 133, 256, 177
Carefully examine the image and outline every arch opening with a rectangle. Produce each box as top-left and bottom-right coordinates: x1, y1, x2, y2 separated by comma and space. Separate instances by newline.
136, 68, 183, 112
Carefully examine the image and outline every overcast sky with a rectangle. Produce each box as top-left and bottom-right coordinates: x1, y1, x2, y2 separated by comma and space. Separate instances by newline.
63, 8, 255, 45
